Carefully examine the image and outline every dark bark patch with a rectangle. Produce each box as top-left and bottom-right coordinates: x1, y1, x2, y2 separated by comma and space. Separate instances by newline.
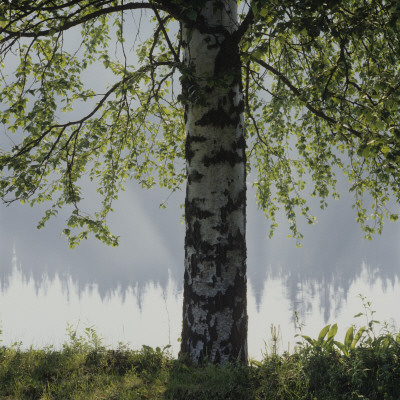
190, 253, 199, 277
220, 188, 246, 221
229, 99, 244, 124
214, 350, 221, 364
181, 265, 247, 363
186, 198, 214, 220
185, 139, 195, 164
184, 104, 188, 124
214, 35, 241, 85
185, 134, 207, 163
213, 223, 228, 235
228, 229, 247, 263
234, 134, 246, 151
188, 170, 204, 184
207, 43, 219, 50
192, 221, 202, 248
189, 135, 208, 143
187, 302, 194, 326
215, 244, 222, 277
195, 106, 240, 129
202, 147, 243, 168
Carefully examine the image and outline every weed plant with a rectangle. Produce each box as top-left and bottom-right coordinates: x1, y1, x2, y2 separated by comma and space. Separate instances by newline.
0, 297, 399, 399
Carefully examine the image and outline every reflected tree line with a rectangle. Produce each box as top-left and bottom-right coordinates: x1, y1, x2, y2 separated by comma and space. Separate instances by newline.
248, 180, 400, 322
1, 180, 399, 322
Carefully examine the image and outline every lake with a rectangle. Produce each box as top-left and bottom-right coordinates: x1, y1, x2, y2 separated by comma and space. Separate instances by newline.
1, 182, 399, 359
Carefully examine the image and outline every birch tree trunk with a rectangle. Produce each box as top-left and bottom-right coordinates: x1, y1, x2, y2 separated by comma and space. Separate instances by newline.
180, 0, 248, 364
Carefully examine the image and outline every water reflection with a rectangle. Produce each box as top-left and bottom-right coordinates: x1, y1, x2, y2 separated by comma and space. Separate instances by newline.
1, 181, 400, 358
0, 185, 185, 300
2, 251, 399, 359
249, 188, 400, 322
1, 256, 182, 353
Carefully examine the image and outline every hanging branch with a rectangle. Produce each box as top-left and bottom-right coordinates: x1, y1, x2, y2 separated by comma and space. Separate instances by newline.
252, 56, 363, 139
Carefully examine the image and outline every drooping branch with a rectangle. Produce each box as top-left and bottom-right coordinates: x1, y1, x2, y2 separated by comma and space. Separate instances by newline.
7, 61, 176, 161
252, 56, 363, 139
1, 3, 155, 44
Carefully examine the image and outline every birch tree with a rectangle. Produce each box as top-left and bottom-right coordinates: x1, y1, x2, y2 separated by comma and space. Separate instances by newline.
1, 0, 400, 364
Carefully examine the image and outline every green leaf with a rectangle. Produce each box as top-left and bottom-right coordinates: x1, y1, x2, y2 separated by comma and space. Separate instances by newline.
317, 324, 331, 345
344, 326, 354, 348
327, 323, 338, 342
351, 327, 366, 349
301, 335, 315, 346
333, 341, 347, 356
381, 145, 390, 154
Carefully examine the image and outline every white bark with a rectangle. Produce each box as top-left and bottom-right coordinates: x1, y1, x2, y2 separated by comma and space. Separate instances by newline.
180, 0, 248, 364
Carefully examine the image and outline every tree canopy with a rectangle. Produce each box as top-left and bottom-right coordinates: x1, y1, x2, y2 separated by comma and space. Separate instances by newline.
1, 0, 400, 244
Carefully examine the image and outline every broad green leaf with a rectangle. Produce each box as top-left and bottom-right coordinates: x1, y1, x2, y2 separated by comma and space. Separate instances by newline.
301, 335, 315, 346
351, 327, 366, 348
317, 324, 331, 345
327, 323, 338, 342
344, 327, 354, 348
333, 341, 349, 356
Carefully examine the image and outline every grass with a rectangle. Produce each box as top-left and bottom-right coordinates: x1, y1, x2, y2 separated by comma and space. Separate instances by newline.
1, 298, 400, 399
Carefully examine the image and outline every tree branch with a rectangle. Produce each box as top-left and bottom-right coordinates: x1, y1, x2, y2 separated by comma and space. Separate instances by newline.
232, 7, 254, 44
1, 2, 156, 44
151, 3, 180, 63
8, 61, 175, 160
1, 0, 230, 45
251, 56, 363, 139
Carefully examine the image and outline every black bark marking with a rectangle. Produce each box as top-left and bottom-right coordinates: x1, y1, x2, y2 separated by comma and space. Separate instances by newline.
230, 98, 244, 116
184, 104, 188, 124
207, 43, 219, 50
215, 244, 222, 278
185, 134, 207, 163
190, 253, 199, 278
195, 105, 240, 129
185, 198, 214, 221
189, 135, 208, 143
202, 147, 244, 168
185, 139, 194, 164
234, 134, 246, 150
185, 235, 246, 311
220, 189, 246, 221
186, 220, 214, 264
214, 34, 241, 85
188, 169, 204, 184
214, 350, 221, 364
187, 302, 194, 325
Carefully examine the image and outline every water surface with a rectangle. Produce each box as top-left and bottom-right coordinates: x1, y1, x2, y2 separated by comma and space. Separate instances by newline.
1, 184, 399, 359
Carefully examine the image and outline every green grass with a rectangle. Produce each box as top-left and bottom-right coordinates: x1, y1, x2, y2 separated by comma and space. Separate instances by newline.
1, 300, 400, 399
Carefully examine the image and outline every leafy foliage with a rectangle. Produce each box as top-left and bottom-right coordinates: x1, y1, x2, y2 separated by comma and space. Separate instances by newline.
0, 1, 185, 246
1, 1, 400, 244
242, 0, 400, 240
